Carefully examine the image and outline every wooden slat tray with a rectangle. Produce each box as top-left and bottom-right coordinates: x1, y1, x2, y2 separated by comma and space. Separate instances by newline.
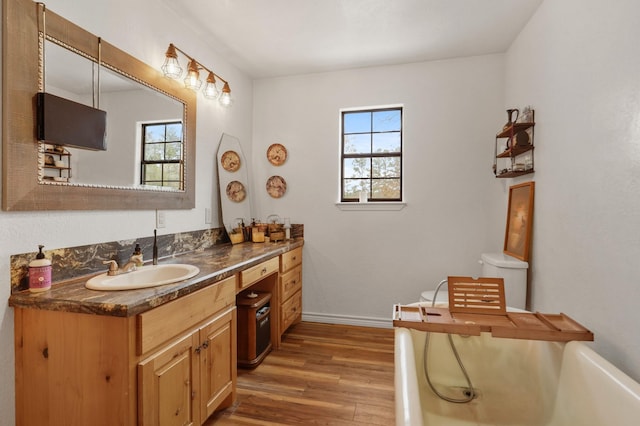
393, 304, 594, 342
447, 276, 506, 315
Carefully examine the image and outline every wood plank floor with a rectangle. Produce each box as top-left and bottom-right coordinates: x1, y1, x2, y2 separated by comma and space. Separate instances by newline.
207, 321, 395, 425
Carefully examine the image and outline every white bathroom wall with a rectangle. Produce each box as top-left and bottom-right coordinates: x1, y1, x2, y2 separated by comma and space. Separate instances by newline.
252, 55, 507, 325
6, 0, 638, 422
504, 0, 640, 381
0, 0, 253, 423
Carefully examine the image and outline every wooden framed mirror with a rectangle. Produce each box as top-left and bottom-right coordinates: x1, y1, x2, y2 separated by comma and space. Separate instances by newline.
2, 0, 197, 210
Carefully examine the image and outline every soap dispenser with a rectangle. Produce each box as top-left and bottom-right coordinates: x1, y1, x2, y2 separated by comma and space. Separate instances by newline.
28, 245, 52, 293
132, 243, 144, 267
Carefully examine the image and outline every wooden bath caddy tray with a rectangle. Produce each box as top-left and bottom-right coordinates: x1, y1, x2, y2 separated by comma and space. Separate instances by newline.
393, 277, 593, 342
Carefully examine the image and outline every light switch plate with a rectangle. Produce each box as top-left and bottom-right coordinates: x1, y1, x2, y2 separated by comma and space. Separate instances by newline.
156, 210, 166, 228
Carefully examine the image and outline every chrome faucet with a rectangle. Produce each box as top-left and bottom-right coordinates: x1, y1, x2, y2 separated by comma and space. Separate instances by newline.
153, 229, 158, 265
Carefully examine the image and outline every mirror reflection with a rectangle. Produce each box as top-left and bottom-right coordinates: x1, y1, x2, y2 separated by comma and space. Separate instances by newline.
41, 40, 185, 189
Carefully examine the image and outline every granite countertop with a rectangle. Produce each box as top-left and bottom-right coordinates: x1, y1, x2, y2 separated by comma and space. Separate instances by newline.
8, 239, 303, 317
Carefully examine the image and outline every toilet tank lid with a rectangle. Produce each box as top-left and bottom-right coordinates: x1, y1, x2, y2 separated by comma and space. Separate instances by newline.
481, 252, 529, 269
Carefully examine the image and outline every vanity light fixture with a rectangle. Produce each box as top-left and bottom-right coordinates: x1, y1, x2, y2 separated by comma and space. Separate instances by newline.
161, 43, 232, 107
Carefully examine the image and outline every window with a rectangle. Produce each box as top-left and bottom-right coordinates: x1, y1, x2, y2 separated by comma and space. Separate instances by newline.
341, 107, 403, 202
141, 121, 183, 189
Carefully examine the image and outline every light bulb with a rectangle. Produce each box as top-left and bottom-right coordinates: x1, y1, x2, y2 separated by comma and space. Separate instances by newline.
183, 59, 201, 91
202, 72, 219, 99
219, 82, 233, 107
161, 44, 182, 78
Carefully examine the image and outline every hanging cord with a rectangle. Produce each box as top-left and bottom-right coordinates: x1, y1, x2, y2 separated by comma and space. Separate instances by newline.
423, 279, 476, 403
93, 37, 102, 108
38, 2, 47, 92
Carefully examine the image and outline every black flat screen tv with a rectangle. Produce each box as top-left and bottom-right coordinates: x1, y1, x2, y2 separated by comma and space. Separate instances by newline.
36, 92, 107, 151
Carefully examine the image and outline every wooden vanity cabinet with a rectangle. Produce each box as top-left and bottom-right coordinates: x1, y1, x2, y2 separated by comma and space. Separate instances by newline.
234, 246, 304, 349
13, 308, 136, 425
279, 247, 302, 335
138, 307, 236, 426
12, 244, 304, 425
13, 275, 236, 426
137, 276, 237, 426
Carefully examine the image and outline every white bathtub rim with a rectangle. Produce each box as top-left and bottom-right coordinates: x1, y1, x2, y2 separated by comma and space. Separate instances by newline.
395, 327, 424, 426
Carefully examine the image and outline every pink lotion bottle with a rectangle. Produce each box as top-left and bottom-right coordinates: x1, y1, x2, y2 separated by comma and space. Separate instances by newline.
28, 245, 52, 293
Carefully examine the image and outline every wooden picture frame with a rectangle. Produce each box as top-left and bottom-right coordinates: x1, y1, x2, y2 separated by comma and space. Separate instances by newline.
504, 181, 535, 261
2, 1, 196, 211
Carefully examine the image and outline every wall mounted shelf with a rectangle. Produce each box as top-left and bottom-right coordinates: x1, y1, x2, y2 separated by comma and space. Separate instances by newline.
494, 110, 535, 178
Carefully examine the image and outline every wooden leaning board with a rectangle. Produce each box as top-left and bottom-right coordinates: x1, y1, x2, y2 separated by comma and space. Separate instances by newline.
393, 277, 594, 342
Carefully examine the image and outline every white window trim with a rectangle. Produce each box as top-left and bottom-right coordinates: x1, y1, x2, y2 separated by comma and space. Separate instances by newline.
335, 201, 406, 211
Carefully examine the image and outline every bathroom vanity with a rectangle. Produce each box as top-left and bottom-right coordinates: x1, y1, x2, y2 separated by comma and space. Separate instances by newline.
9, 239, 303, 426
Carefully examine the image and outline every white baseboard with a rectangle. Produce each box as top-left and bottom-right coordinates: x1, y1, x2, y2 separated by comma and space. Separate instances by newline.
301, 311, 393, 329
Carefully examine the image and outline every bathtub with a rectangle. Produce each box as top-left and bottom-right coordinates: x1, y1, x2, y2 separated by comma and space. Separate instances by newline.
395, 327, 640, 425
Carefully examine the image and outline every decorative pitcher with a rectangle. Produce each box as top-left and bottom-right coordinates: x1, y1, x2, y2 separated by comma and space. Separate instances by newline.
503, 108, 519, 130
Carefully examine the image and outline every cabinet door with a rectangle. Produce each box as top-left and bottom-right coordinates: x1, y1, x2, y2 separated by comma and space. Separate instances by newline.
199, 307, 237, 421
138, 331, 200, 426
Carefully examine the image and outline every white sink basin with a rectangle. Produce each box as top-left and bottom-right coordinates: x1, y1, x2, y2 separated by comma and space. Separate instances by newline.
86, 264, 200, 291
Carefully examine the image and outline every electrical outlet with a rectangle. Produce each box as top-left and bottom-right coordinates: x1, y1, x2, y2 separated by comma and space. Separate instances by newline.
156, 210, 166, 228
205, 208, 212, 224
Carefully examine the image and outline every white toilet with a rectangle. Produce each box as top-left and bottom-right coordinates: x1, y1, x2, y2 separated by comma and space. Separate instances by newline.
420, 252, 529, 310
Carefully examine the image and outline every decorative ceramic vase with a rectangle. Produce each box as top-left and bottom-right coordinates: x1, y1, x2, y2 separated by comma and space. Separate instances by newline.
503, 108, 520, 130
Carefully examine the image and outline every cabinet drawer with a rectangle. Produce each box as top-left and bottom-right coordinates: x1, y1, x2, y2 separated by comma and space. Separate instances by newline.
239, 257, 279, 290
280, 290, 302, 333
137, 276, 236, 355
280, 265, 302, 302
280, 247, 302, 272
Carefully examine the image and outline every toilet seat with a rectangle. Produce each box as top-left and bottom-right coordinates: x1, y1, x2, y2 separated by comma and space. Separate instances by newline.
419, 290, 449, 303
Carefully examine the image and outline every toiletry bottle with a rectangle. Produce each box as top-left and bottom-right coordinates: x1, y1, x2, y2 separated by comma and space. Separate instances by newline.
132, 243, 144, 267
284, 217, 291, 240
29, 245, 52, 293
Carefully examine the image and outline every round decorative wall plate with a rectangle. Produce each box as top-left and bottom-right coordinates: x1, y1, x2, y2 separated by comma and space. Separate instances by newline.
266, 175, 287, 198
221, 150, 241, 172
267, 143, 287, 166
226, 180, 246, 202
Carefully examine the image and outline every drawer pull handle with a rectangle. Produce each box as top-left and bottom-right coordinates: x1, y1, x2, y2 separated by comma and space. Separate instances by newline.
261, 267, 267, 275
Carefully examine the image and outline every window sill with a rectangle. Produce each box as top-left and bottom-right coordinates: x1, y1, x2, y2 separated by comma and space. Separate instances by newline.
335, 202, 407, 211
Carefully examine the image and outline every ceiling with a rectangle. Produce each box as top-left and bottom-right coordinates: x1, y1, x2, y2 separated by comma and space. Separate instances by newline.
164, 0, 543, 79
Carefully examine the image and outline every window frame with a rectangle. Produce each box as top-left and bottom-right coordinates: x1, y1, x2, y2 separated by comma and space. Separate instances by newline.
340, 106, 403, 203
140, 121, 184, 189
